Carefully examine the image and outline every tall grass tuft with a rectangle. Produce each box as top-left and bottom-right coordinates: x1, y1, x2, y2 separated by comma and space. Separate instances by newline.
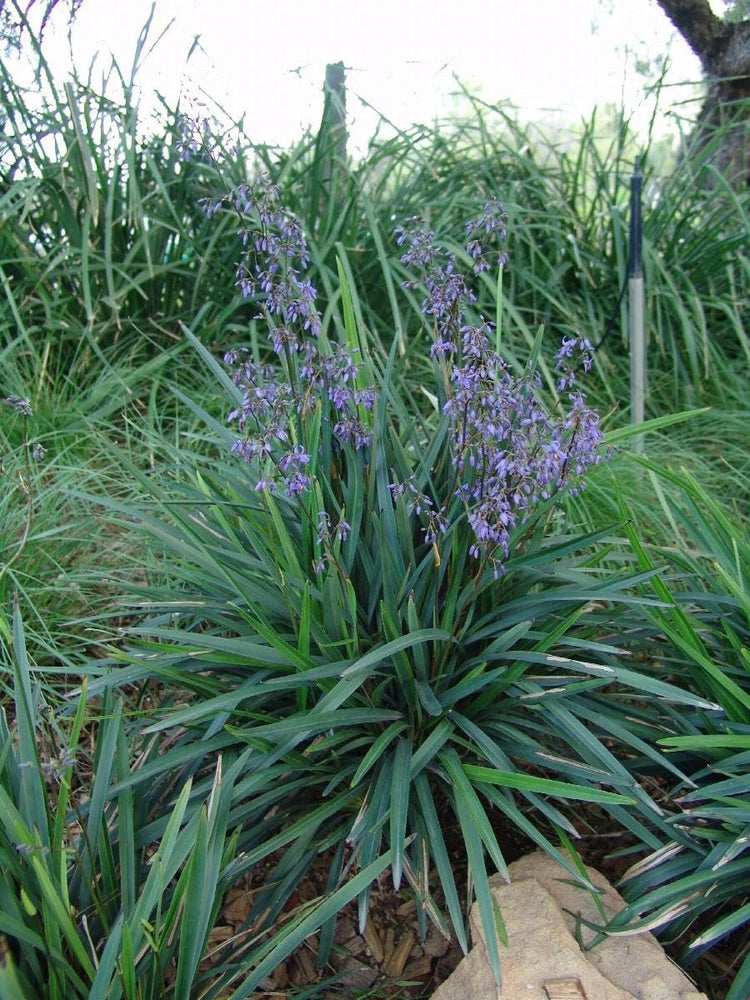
604, 463, 750, 1000
0, 597, 257, 1000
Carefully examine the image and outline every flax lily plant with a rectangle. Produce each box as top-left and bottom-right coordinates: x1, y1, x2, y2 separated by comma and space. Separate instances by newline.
80, 173, 719, 995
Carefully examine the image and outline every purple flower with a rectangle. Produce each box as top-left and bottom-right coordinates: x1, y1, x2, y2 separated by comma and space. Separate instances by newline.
278, 445, 310, 474
334, 415, 372, 449
354, 388, 377, 409
285, 473, 310, 497
329, 385, 353, 410
555, 336, 594, 391
396, 216, 606, 569
218, 176, 376, 497
335, 519, 351, 543
5, 395, 33, 417
209, 174, 323, 353
218, 183, 607, 576
465, 199, 508, 274
314, 510, 350, 568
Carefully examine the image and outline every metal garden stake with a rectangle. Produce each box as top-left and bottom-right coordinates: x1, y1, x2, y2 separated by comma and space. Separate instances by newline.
629, 157, 645, 448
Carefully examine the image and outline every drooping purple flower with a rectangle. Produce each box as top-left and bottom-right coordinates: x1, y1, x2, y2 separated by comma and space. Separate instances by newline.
334, 414, 372, 450
465, 199, 509, 274
335, 519, 351, 543
206, 174, 322, 355
285, 472, 311, 497
217, 175, 375, 496
175, 111, 226, 165
395, 215, 606, 571
278, 445, 310, 474
555, 335, 594, 391
5, 395, 33, 417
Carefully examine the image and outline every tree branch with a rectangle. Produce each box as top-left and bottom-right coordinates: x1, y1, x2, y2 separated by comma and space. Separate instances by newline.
655, 0, 724, 68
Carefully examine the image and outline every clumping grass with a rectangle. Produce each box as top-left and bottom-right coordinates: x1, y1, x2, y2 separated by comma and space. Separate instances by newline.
1, 15, 749, 998
0, 327, 220, 677
607, 464, 750, 1000
0, 393, 110, 667
0, 600, 252, 1000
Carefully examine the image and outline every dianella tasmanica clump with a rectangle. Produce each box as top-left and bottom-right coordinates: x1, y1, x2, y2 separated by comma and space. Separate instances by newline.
214, 174, 606, 578
168, 171, 668, 992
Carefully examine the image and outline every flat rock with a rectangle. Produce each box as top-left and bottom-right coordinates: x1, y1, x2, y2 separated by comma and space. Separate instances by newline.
431, 851, 708, 1000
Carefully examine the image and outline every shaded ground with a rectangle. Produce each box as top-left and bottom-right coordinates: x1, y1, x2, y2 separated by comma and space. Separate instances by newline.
204, 800, 741, 999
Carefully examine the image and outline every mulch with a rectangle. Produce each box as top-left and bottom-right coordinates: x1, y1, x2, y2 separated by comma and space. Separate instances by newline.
201, 799, 744, 999
204, 853, 466, 999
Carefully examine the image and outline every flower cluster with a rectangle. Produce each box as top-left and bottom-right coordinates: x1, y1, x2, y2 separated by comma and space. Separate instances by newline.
5, 395, 33, 417
395, 199, 508, 359
396, 210, 605, 571
214, 177, 606, 573
4, 395, 46, 462
176, 112, 211, 162
39, 746, 76, 784
175, 108, 233, 165
388, 480, 448, 544
555, 335, 594, 391
212, 175, 375, 496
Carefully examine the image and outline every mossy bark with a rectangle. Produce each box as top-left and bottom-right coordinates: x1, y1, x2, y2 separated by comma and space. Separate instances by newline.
657, 0, 750, 186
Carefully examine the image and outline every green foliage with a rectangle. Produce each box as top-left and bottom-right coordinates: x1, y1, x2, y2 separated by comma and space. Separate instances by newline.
0, 597, 252, 999
285, 95, 749, 412
86, 271, 720, 990
722, 0, 750, 25
0, 393, 106, 666
0, 10, 252, 386
606, 464, 750, 999
0, 17, 749, 996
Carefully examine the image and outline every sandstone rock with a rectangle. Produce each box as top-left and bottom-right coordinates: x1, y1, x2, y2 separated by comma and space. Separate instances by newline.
430, 851, 708, 1000
506, 853, 706, 1000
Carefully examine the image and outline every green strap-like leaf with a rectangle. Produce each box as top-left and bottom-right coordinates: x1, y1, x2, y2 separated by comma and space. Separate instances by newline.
389, 738, 413, 890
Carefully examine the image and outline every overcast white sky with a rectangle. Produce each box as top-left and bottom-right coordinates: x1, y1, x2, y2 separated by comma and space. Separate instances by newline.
40, 0, 709, 149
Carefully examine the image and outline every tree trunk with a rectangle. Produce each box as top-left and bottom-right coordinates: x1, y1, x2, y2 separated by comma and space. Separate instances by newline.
656, 0, 750, 185
317, 62, 348, 195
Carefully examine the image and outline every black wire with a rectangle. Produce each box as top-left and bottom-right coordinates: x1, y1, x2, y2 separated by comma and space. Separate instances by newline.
567, 266, 629, 378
